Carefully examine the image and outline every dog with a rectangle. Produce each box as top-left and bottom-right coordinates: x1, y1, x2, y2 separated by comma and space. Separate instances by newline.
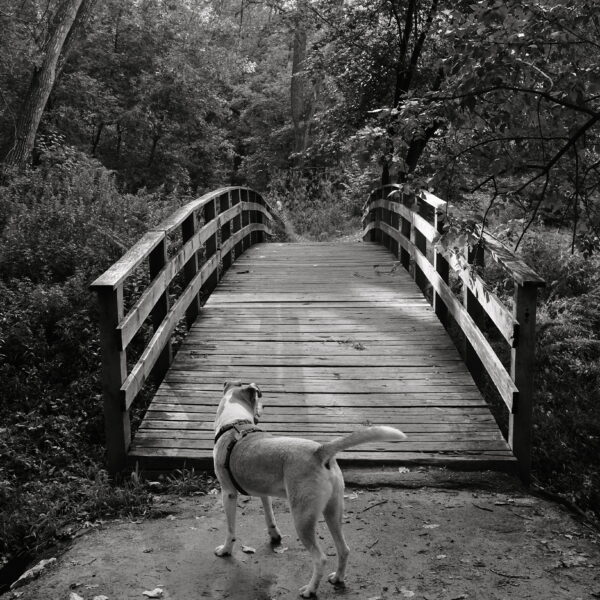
212, 381, 406, 597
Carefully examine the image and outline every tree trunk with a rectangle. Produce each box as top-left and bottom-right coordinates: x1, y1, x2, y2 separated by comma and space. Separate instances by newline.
290, 0, 313, 163
2, 0, 85, 169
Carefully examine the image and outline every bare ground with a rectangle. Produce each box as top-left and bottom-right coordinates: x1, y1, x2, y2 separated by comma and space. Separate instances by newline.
5, 470, 600, 600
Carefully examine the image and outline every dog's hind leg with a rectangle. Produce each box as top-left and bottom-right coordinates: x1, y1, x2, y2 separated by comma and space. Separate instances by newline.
260, 496, 282, 545
215, 490, 237, 556
323, 475, 350, 586
291, 503, 327, 598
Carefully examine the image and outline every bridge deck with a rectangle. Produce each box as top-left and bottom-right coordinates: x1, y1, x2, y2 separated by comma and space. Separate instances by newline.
129, 242, 515, 471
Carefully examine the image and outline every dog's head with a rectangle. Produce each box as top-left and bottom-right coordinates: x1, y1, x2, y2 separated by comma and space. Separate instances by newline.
222, 381, 263, 424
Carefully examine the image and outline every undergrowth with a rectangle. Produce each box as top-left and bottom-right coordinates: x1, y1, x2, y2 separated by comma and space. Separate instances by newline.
264, 170, 364, 240
0, 150, 215, 587
517, 231, 600, 516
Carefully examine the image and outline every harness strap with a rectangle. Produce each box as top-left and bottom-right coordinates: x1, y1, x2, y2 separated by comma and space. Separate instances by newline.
216, 421, 263, 496
214, 419, 253, 444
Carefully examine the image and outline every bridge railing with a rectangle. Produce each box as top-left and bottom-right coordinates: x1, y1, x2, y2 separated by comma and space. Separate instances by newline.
91, 186, 277, 473
363, 184, 545, 480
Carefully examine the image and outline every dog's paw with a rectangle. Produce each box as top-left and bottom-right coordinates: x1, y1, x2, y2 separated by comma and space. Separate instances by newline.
299, 584, 317, 598
269, 533, 283, 546
327, 572, 345, 587
214, 544, 232, 557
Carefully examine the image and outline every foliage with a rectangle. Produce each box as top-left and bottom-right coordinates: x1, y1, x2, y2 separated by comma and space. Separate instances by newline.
0, 148, 186, 574
265, 169, 364, 240
518, 231, 600, 516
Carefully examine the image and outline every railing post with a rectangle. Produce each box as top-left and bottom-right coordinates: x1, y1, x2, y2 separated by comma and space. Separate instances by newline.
412, 195, 427, 290
231, 188, 243, 258
464, 244, 485, 384
241, 189, 250, 251
255, 191, 265, 243
433, 208, 449, 327
182, 212, 201, 329
366, 191, 377, 242
509, 282, 538, 483
95, 285, 130, 474
203, 198, 219, 295
220, 191, 232, 271
400, 199, 411, 270
390, 205, 399, 258
149, 235, 172, 381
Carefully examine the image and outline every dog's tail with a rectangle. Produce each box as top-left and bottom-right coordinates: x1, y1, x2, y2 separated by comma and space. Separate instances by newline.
315, 426, 406, 464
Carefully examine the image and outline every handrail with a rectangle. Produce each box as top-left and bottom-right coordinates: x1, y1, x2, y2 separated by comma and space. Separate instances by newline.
90, 186, 279, 473
362, 185, 545, 482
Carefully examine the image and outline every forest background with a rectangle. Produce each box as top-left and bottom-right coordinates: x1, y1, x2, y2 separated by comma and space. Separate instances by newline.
1, 0, 599, 588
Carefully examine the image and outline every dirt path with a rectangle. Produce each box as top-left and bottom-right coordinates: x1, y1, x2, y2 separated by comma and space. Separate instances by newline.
5, 471, 599, 600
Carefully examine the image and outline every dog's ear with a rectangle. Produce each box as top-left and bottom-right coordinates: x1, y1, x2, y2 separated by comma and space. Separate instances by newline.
247, 383, 262, 399
242, 383, 262, 423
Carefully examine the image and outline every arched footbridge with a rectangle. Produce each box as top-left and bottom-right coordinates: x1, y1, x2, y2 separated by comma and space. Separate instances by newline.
91, 186, 544, 480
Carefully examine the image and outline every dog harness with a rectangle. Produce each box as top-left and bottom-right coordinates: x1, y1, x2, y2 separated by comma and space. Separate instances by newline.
214, 419, 263, 496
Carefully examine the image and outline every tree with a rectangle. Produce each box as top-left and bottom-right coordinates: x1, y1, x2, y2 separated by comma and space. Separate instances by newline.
304, 0, 446, 180
2, 0, 93, 169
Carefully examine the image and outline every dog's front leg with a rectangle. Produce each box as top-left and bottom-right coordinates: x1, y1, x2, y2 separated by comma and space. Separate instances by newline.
215, 490, 238, 556
260, 496, 282, 545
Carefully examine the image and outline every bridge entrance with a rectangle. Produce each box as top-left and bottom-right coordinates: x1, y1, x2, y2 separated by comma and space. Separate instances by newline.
91, 186, 543, 478
129, 242, 514, 471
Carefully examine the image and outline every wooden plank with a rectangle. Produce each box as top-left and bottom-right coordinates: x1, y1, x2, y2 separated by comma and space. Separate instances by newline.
90, 230, 163, 290
444, 250, 517, 346
152, 391, 486, 405
129, 437, 510, 452
478, 228, 545, 287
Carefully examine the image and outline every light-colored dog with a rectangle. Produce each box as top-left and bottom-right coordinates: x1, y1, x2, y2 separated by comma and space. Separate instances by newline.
213, 381, 406, 597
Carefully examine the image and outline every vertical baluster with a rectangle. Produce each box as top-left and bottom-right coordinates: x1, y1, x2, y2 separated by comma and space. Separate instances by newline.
220, 191, 232, 272
509, 282, 538, 483
182, 211, 200, 329
463, 244, 485, 384
149, 235, 172, 380
433, 208, 449, 327
95, 285, 130, 474
232, 188, 243, 259
412, 195, 427, 290
204, 198, 218, 295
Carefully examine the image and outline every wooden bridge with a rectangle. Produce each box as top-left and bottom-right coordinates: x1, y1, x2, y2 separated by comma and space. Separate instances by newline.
91, 186, 544, 480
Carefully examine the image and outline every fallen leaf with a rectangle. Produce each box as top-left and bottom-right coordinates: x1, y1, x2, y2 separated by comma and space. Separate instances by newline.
436, 554, 447, 559
208, 488, 219, 495
398, 467, 410, 473
142, 588, 164, 598
400, 588, 415, 598
273, 546, 288, 554
92, 596, 109, 600
69, 594, 85, 600
241, 545, 256, 554
423, 524, 440, 529
165, 515, 176, 521
344, 492, 359, 500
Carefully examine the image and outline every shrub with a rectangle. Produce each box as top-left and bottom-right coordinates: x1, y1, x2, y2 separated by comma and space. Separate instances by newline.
265, 169, 364, 240
0, 149, 185, 574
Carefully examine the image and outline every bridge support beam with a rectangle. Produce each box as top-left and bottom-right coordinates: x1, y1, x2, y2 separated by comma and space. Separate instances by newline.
95, 285, 130, 474
509, 282, 538, 484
